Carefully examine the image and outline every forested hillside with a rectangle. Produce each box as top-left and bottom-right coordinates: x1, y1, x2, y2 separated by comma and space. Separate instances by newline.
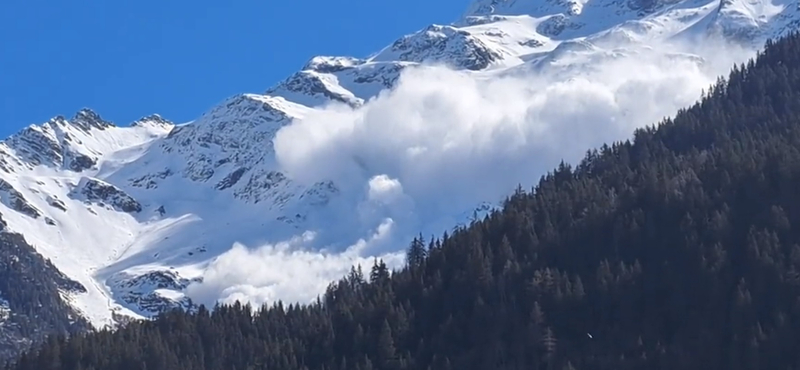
10, 32, 800, 370
0, 216, 88, 361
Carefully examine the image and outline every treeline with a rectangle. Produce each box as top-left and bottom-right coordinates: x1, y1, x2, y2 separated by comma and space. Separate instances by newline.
10, 32, 800, 370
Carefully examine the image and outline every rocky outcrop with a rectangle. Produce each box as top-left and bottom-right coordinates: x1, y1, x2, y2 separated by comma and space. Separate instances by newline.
299, 181, 340, 207
233, 170, 295, 207
374, 25, 503, 70
46, 195, 67, 212
3, 111, 108, 172
0, 180, 41, 219
131, 114, 174, 131
267, 71, 363, 107
215, 167, 248, 191
70, 177, 142, 213
65, 151, 97, 172
69, 108, 114, 132
129, 169, 173, 189
303, 56, 365, 73
5, 121, 64, 168
107, 271, 196, 316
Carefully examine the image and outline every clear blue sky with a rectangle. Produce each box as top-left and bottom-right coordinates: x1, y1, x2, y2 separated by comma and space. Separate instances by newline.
0, 0, 469, 137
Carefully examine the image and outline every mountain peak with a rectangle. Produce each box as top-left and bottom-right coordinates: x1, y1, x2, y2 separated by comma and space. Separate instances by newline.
302, 56, 365, 73
70, 108, 114, 131
131, 114, 174, 130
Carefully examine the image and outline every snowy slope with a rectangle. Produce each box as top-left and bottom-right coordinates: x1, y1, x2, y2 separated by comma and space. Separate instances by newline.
3, 0, 799, 330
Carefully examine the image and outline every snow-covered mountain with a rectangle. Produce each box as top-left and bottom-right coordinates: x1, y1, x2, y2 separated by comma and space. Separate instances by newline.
1, 0, 798, 348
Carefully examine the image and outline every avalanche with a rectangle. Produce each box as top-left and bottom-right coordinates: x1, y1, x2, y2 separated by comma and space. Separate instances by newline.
2, 0, 798, 329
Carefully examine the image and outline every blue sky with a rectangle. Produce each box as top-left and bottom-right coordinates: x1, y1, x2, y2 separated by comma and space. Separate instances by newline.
0, 0, 469, 137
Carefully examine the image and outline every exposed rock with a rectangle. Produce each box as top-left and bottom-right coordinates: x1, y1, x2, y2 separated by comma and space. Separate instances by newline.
350, 62, 407, 89
375, 24, 503, 70
520, 39, 544, 48
185, 156, 215, 182
162, 94, 310, 196
234, 170, 294, 207
0, 180, 41, 219
65, 151, 96, 172
130, 169, 173, 189
46, 195, 68, 212
2, 110, 113, 173
107, 271, 196, 316
461, 14, 509, 26
70, 177, 142, 213
303, 56, 364, 73
267, 71, 362, 107
70, 108, 114, 132
5, 123, 64, 168
215, 167, 248, 191
537, 14, 583, 38
299, 181, 340, 207
131, 114, 174, 130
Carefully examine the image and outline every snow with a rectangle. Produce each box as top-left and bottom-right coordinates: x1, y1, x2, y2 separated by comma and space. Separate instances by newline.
2, 0, 798, 328
0, 298, 9, 323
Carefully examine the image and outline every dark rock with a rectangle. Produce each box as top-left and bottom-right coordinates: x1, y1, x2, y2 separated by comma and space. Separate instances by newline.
70, 109, 114, 131
46, 196, 67, 212
66, 152, 96, 172
71, 177, 142, 213
215, 167, 248, 191
0, 180, 41, 219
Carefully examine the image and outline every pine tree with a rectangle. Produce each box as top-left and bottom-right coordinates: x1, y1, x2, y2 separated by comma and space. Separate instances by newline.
406, 235, 427, 269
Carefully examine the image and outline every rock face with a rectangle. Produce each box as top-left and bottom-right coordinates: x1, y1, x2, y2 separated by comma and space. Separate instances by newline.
0, 180, 41, 219
46, 195, 67, 212
373, 25, 504, 70
107, 271, 196, 316
65, 152, 97, 172
2, 110, 111, 172
70, 177, 142, 213
70, 109, 114, 132
215, 167, 248, 191
131, 114, 174, 130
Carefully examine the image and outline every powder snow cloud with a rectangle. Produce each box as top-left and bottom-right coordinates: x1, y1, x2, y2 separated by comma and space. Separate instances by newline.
188, 37, 757, 308
187, 219, 403, 308
273, 39, 754, 235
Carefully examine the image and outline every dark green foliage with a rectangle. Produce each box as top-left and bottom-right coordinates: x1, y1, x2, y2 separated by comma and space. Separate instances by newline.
10, 31, 800, 369
0, 216, 89, 360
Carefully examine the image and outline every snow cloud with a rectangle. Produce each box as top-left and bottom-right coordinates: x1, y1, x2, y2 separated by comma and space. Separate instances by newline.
273, 39, 755, 236
368, 175, 404, 204
190, 37, 758, 309
186, 220, 403, 308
